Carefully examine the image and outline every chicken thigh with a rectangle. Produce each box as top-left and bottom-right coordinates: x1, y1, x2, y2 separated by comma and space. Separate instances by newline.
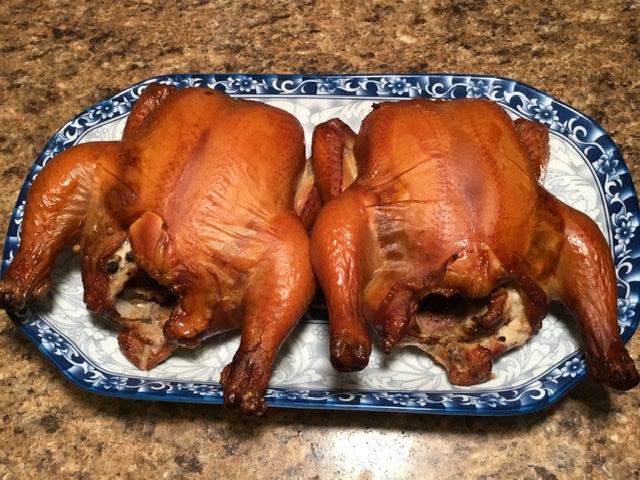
310, 98, 639, 390
0, 83, 317, 415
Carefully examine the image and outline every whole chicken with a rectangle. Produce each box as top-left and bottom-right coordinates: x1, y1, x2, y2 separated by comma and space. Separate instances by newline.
0, 83, 317, 415
309, 98, 639, 390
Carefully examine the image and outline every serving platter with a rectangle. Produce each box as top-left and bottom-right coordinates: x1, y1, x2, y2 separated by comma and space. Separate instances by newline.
2, 73, 639, 415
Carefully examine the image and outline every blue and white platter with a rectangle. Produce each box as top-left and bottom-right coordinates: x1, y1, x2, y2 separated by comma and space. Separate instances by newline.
2, 74, 639, 415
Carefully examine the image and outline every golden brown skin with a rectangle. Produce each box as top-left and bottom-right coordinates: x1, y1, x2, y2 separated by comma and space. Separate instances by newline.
0, 84, 317, 415
310, 98, 639, 390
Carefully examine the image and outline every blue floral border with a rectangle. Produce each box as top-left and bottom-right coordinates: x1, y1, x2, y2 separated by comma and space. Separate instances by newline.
2, 74, 639, 415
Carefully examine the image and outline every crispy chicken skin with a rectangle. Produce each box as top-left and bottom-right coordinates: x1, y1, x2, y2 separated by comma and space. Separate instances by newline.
309, 98, 639, 390
0, 83, 317, 415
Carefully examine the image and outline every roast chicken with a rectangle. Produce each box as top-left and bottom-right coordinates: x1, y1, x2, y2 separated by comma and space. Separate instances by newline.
309, 98, 639, 390
0, 83, 317, 415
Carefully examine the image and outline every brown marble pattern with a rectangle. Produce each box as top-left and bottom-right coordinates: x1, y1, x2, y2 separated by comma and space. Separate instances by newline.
1, 0, 639, 478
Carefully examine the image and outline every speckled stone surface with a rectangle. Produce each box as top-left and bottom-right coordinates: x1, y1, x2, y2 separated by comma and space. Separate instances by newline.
1, 0, 639, 478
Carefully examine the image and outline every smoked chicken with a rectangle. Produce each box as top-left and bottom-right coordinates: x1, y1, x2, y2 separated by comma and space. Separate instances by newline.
0, 84, 317, 415
309, 98, 639, 390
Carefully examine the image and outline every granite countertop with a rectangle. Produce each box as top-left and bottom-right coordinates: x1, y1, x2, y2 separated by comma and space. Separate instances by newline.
1, 1, 639, 478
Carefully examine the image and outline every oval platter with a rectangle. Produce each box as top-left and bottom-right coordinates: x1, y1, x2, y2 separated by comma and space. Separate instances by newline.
2, 73, 639, 415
